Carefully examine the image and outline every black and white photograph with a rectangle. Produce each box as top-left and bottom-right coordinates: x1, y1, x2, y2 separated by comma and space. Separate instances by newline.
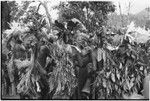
1, 0, 150, 100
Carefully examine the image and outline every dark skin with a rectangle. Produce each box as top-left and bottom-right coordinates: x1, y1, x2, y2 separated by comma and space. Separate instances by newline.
6, 35, 26, 59
54, 20, 68, 44
70, 46, 101, 99
13, 43, 26, 60
66, 20, 79, 44
32, 42, 50, 99
36, 41, 58, 99
55, 20, 79, 44
37, 44, 50, 68
57, 31, 68, 44
20, 42, 53, 99
67, 20, 78, 31
55, 20, 65, 30
5, 35, 27, 96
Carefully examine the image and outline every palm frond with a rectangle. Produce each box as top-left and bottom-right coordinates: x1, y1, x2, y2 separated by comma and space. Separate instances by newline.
4, 21, 29, 38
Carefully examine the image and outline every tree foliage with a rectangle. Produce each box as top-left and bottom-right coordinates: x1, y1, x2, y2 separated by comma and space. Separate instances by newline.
1, 1, 11, 30
57, 1, 115, 33
1, 1, 150, 100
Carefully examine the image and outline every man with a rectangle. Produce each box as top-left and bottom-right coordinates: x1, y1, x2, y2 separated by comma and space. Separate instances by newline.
6, 33, 27, 96
54, 20, 68, 44
67, 20, 78, 32
35, 38, 54, 99
54, 20, 65, 30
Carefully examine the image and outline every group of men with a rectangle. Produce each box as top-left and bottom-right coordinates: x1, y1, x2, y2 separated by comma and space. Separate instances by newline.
2, 16, 150, 99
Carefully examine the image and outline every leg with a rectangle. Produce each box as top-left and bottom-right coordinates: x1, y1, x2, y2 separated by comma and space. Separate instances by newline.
78, 67, 88, 99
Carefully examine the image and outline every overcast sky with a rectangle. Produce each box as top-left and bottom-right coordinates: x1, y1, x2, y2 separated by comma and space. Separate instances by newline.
114, 0, 150, 15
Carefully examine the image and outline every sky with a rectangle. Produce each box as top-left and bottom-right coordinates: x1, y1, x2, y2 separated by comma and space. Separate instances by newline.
113, 0, 150, 15
16, 0, 150, 21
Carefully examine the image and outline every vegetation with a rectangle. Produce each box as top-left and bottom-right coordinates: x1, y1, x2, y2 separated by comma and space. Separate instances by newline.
108, 7, 150, 29
1, 1, 150, 100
